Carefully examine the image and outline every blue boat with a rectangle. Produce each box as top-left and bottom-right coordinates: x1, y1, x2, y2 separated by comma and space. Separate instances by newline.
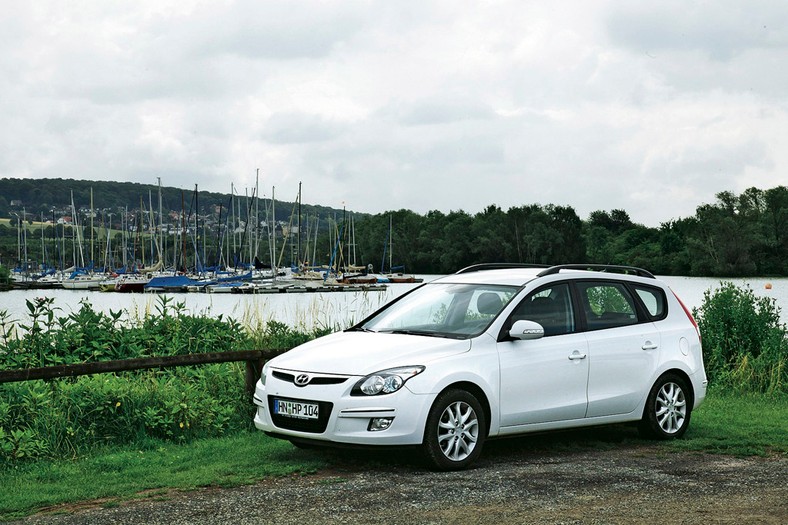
143, 275, 199, 293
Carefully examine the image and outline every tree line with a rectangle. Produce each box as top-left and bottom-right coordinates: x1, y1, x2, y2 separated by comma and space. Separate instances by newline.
349, 186, 788, 277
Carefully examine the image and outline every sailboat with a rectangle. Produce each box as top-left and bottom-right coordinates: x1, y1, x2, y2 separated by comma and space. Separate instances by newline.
378, 214, 422, 284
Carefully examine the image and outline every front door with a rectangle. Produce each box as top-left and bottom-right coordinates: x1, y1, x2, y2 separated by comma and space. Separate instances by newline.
496, 283, 589, 427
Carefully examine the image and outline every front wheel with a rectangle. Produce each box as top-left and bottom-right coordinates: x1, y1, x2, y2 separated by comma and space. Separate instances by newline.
422, 389, 486, 471
639, 373, 692, 439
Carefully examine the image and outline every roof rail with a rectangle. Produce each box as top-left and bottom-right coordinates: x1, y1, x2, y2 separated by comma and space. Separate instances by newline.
537, 264, 655, 279
455, 263, 550, 274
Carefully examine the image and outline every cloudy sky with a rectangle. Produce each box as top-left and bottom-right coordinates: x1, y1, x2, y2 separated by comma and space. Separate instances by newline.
2, 1, 787, 226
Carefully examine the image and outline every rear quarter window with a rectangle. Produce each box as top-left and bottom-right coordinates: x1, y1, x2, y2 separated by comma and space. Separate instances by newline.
633, 285, 668, 320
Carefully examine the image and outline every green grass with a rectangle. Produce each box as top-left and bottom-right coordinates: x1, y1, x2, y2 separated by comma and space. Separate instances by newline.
0, 431, 328, 521
1, 390, 784, 521
664, 389, 787, 456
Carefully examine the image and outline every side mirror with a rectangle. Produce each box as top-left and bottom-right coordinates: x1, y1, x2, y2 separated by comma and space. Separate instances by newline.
509, 320, 545, 340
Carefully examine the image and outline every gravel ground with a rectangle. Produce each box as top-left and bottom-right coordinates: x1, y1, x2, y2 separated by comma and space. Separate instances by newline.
15, 435, 787, 525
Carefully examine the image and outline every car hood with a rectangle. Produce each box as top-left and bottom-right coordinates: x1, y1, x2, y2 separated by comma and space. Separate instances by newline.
269, 331, 471, 376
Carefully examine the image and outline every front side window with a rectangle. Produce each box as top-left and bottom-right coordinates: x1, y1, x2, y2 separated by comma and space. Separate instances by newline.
579, 281, 639, 330
359, 283, 518, 338
509, 283, 575, 336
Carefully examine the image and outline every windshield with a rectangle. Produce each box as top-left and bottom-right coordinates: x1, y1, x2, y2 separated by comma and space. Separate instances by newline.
358, 283, 518, 338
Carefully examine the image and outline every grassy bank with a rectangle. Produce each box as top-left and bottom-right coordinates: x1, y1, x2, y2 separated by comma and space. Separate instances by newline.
0, 431, 328, 521
665, 391, 787, 456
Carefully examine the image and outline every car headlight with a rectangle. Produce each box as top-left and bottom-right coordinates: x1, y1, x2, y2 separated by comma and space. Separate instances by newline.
351, 366, 425, 396
260, 361, 270, 387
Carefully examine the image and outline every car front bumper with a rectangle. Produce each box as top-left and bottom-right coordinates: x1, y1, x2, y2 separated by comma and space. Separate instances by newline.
252, 375, 434, 446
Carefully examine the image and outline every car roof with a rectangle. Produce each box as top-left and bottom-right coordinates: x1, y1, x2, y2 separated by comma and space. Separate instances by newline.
429, 264, 659, 288
431, 268, 543, 287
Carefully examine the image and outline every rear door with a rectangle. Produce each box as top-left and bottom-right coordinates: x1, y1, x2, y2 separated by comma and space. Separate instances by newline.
576, 280, 662, 417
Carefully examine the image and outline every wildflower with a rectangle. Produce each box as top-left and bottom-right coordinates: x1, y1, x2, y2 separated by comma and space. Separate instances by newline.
115, 402, 121, 408
179, 422, 184, 429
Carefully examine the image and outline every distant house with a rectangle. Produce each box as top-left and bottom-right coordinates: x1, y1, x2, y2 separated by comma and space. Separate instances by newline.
58, 216, 73, 225
10, 200, 23, 207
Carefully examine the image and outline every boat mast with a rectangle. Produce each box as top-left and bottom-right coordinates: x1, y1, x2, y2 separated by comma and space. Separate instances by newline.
148, 189, 155, 265
40, 212, 45, 271
70, 191, 85, 268
181, 190, 186, 273
90, 187, 94, 269
139, 196, 145, 269
157, 177, 163, 266
52, 207, 58, 270
312, 216, 319, 269
123, 206, 128, 270
195, 184, 200, 275
105, 212, 112, 271
389, 214, 393, 273
271, 186, 276, 281
255, 169, 260, 262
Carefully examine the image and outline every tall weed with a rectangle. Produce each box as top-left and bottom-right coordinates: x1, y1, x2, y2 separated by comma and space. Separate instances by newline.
693, 282, 787, 394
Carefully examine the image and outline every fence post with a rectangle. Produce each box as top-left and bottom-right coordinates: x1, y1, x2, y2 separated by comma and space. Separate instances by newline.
245, 357, 265, 396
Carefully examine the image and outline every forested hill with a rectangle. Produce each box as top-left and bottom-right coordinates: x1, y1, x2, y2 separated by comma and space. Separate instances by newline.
0, 177, 340, 223
1, 178, 786, 277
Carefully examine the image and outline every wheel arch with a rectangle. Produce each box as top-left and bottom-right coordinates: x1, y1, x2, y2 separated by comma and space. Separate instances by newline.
644, 368, 695, 417
434, 381, 492, 438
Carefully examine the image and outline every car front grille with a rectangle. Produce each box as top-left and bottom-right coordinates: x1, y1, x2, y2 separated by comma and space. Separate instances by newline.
272, 370, 350, 387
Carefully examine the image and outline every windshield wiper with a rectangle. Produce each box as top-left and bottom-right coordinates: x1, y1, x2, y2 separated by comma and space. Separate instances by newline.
384, 329, 454, 338
346, 326, 375, 333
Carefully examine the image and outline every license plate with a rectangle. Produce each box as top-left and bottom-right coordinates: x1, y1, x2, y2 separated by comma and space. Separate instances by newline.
273, 399, 319, 420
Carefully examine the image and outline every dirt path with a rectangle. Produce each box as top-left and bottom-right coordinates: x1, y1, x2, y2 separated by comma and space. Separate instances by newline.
17, 437, 787, 525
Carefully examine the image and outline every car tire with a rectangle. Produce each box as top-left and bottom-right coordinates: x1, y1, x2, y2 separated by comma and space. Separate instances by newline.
639, 373, 692, 439
422, 389, 486, 471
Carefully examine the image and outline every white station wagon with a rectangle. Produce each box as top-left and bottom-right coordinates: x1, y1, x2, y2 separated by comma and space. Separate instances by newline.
253, 264, 707, 470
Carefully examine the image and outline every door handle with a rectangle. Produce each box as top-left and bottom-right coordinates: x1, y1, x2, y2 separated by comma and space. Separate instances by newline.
642, 341, 658, 350
568, 351, 587, 360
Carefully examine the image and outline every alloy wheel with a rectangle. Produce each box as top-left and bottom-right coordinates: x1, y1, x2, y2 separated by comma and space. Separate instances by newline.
437, 400, 479, 461
655, 381, 687, 434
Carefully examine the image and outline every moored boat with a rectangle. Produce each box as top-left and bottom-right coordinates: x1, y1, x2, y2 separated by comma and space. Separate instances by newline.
62, 271, 105, 290
114, 274, 152, 293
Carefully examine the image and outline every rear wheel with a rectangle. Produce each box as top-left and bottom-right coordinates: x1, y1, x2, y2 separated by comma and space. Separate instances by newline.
422, 389, 486, 470
639, 373, 692, 439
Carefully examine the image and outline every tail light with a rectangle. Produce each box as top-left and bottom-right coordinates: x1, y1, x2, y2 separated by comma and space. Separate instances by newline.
672, 290, 701, 344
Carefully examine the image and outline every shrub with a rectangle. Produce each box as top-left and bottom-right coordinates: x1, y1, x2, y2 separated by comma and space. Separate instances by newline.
693, 282, 787, 394
0, 366, 251, 463
0, 297, 332, 464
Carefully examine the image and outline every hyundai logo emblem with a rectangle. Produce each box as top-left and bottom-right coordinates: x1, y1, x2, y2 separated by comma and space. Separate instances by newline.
294, 374, 310, 386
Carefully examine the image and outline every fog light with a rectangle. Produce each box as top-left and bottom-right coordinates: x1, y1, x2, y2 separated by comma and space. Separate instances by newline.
368, 417, 394, 431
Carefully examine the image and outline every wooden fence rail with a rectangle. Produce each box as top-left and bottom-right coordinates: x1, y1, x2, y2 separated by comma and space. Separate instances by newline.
0, 348, 288, 394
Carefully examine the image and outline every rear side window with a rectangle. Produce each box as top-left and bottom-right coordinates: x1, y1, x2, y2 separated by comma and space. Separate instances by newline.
578, 281, 639, 331
633, 285, 667, 320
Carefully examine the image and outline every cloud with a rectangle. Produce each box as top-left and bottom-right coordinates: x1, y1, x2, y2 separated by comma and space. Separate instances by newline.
1, 1, 787, 226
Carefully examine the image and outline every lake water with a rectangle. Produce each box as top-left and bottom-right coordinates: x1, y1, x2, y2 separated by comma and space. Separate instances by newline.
2, 275, 787, 331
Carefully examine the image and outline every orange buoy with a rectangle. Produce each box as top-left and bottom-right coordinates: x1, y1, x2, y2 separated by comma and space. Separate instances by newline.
765, 282, 773, 290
